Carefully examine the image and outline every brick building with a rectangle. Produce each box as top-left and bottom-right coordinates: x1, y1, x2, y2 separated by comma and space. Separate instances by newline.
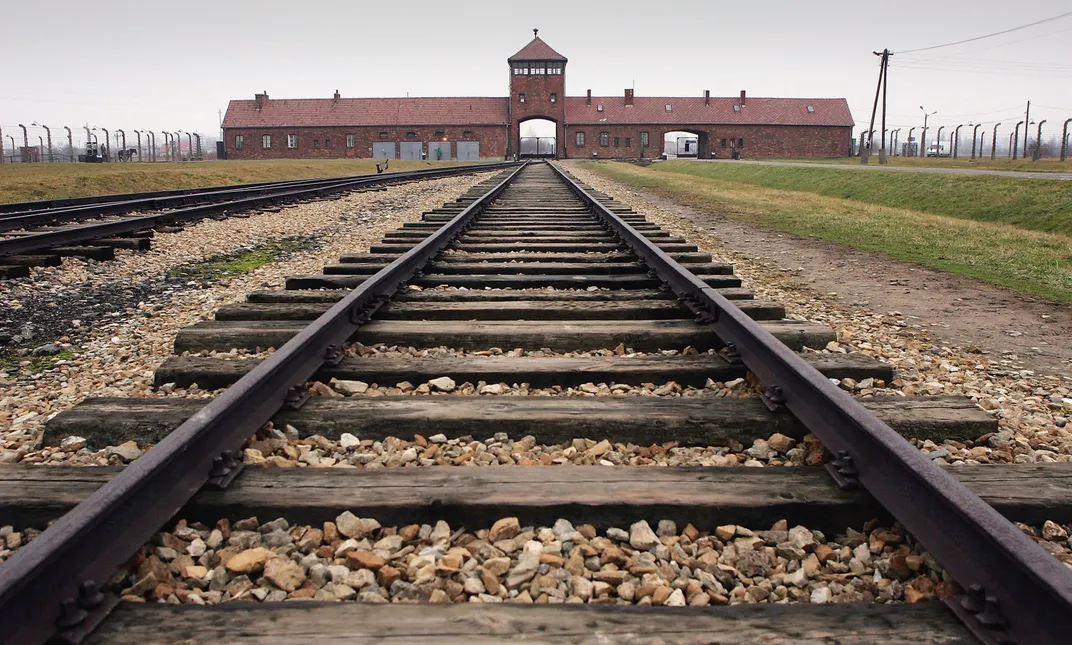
221, 32, 854, 161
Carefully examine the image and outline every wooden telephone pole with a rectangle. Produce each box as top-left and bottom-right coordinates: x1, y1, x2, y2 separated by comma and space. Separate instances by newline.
862, 49, 892, 165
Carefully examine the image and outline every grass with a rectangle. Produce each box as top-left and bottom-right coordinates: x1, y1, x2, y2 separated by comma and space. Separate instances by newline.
580, 161, 1072, 303
777, 156, 1072, 173
168, 237, 311, 281
647, 161, 1072, 235
0, 349, 77, 377
0, 159, 479, 204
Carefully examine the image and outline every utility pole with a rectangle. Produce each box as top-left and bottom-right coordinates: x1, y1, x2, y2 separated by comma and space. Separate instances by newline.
863, 49, 891, 164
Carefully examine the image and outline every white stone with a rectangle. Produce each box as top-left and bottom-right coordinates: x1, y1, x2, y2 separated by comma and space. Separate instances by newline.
629, 520, 660, 550
339, 433, 361, 449
332, 379, 369, 395
428, 376, 456, 392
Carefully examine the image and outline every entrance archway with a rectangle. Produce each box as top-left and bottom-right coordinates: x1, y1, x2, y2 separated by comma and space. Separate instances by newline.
664, 130, 710, 158
519, 117, 557, 158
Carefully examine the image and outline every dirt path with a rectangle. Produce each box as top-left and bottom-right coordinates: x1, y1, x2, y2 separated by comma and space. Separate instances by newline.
568, 162, 1072, 376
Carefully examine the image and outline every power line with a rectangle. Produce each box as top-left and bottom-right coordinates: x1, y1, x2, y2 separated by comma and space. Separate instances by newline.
896, 10, 1072, 54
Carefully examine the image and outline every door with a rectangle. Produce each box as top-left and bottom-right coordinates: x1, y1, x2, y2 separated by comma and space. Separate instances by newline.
457, 141, 480, 161
428, 142, 451, 161
400, 142, 422, 160
372, 142, 395, 159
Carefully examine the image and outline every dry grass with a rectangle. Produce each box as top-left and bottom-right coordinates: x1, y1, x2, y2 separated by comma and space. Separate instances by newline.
0, 159, 480, 204
583, 161, 1072, 303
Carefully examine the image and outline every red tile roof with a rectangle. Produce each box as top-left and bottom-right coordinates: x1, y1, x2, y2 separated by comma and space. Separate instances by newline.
508, 37, 567, 62
565, 96, 854, 127
222, 97, 509, 128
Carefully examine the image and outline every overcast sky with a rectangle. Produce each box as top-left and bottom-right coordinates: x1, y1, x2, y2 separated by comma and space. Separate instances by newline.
2, 0, 1070, 148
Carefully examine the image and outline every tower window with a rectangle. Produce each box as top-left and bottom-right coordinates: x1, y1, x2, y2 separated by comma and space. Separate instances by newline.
519, 93, 526, 104
575, 132, 585, 146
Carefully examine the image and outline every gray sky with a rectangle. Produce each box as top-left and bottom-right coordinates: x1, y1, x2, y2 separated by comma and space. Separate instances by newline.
2, 0, 1071, 148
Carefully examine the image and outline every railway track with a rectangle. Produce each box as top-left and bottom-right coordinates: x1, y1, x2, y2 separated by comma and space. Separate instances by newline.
0, 162, 515, 278
0, 161, 1070, 644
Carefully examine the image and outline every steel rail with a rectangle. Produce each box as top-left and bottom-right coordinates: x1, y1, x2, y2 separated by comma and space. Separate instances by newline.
0, 162, 502, 215
0, 165, 482, 232
0, 176, 374, 232
0, 163, 517, 257
549, 162, 1072, 645
0, 162, 527, 645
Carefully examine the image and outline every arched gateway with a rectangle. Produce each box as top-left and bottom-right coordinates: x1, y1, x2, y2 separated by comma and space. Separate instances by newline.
508, 29, 566, 159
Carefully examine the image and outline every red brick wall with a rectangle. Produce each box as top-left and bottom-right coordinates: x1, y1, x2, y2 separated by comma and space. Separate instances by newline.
222, 125, 508, 160
509, 67, 566, 156
562, 124, 852, 159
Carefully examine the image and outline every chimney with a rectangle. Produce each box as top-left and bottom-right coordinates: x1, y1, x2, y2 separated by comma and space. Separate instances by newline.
333, 89, 340, 101
254, 91, 268, 110
586, 89, 591, 106
740, 90, 746, 105
704, 89, 710, 105
624, 88, 634, 106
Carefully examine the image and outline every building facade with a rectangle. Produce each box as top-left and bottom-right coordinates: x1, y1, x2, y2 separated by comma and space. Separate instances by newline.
221, 33, 853, 161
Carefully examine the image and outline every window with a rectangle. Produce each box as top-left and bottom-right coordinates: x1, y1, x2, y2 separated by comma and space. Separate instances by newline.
463, 130, 473, 138
313, 139, 320, 148
613, 137, 620, 147
738, 138, 744, 149
550, 93, 557, 103
434, 130, 445, 138
665, 104, 672, 112
519, 93, 526, 104
379, 131, 389, 138
406, 131, 416, 139
325, 139, 332, 148
721, 138, 728, 148
807, 105, 815, 113
640, 131, 648, 147
261, 134, 271, 149
575, 132, 585, 146
599, 132, 609, 146
287, 134, 297, 149
234, 135, 244, 150
733, 105, 741, 113
625, 137, 631, 147
596, 103, 604, 112
346, 134, 355, 148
